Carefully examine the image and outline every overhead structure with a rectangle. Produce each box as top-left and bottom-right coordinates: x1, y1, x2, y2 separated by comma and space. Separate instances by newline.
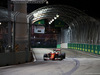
27, 5, 88, 27
12, 0, 48, 4
27, 5, 100, 46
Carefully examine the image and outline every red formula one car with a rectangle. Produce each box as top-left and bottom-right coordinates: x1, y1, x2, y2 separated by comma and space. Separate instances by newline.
43, 49, 66, 61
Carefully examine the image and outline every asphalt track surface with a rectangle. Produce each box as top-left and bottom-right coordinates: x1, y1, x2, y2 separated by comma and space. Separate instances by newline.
0, 48, 100, 75
63, 58, 80, 75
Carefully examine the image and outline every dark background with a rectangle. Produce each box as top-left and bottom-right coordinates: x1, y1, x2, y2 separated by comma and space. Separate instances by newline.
0, 0, 100, 19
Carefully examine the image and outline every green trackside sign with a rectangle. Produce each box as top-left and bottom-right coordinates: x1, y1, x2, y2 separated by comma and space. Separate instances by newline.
34, 19, 45, 25
54, 19, 66, 27
57, 44, 61, 48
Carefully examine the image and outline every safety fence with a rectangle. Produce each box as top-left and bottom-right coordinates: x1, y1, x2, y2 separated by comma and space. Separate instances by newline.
68, 43, 100, 55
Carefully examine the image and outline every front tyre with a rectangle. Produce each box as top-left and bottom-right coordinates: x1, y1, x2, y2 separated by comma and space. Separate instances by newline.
43, 54, 47, 61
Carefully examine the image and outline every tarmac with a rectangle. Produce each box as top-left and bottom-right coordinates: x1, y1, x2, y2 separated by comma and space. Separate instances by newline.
0, 48, 100, 75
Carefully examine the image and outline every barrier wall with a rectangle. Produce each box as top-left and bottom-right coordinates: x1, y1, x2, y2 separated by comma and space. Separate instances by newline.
57, 43, 68, 48
68, 43, 100, 55
61, 43, 68, 48
0, 51, 33, 67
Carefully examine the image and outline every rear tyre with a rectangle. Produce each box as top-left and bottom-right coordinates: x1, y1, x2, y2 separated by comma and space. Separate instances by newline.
58, 54, 63, 61
62, 53, 66, 59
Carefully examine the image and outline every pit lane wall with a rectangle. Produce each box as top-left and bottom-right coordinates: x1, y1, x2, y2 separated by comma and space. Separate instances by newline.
57, 43, 100, 55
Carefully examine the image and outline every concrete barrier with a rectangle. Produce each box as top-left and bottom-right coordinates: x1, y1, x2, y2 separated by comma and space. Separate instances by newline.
61, 43, 68, 48
0, 51, 33, 67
